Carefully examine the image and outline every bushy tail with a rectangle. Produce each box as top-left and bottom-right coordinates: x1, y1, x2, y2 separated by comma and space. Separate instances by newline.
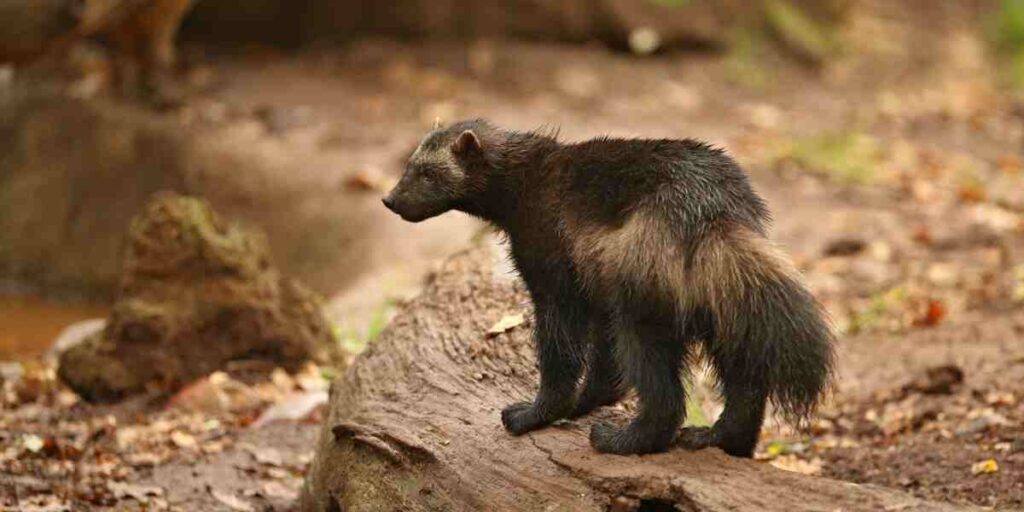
693, 229, 836, 425
737, 269, 834, 424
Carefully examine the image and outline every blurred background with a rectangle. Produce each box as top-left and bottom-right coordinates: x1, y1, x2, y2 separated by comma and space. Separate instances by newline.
3, 0, 1022, 356
2, 0, 1024, 509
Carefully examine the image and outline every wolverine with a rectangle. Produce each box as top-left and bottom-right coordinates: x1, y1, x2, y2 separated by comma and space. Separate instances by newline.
383, 119, 835, 457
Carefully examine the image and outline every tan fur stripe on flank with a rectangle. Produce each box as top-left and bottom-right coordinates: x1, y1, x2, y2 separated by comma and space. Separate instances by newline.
690, 227, 804, 335
569, 210, 687, 303
571, 212, 803, 327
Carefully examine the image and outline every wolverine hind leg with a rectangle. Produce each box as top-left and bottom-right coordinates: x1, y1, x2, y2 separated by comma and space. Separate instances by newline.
678, 347, 768, 458
677, 304, 769, 458
589, 309, 688, 454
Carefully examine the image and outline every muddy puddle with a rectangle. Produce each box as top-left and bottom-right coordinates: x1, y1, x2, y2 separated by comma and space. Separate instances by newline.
0, 296, 107, 360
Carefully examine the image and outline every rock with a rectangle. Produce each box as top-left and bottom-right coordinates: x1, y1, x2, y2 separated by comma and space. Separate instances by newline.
1011, 439, 1024, 454
902, 365, 965, 396
823, 237, 867, 257
46, 318, 106, 362
956, 412, 1010, 437
57, 193, 342, 402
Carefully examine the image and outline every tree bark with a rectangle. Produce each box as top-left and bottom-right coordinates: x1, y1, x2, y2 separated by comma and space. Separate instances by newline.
301, 245, 977, 512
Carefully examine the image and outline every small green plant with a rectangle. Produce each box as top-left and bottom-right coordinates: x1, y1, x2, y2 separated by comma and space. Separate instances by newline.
650, 0, 692, 7
726, 28, 774, 90
683, 370, 714, 427
764, 0, 843, 64
989, 0, 1024, 86
848, 286, 906, 334
334, 300, 397, 356
320, 366, 338, 382
992, 0, 1024, 50
685, 394, 710, 427
782, 132, 881, 184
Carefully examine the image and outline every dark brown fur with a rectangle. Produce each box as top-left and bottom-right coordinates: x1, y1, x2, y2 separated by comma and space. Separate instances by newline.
384, 119, 835, 456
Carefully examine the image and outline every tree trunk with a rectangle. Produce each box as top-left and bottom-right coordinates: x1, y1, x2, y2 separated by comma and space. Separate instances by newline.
301, 245, 976, 512
184, 0, 848, 50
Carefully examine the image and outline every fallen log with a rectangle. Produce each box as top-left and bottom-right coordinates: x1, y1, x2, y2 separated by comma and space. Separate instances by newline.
301, 245, 976, 512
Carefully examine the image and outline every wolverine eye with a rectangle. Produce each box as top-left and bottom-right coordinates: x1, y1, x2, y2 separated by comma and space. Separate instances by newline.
421, 165, 441, 181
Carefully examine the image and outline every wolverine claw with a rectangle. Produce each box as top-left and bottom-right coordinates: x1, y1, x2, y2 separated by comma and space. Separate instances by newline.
677, 426, 717, 451
501, 401, 550, 435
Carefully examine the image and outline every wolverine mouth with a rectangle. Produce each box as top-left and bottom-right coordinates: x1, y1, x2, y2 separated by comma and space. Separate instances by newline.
399, 212, 430, 223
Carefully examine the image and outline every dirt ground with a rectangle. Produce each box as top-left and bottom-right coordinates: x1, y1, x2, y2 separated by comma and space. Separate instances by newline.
3, 1, 1024, 510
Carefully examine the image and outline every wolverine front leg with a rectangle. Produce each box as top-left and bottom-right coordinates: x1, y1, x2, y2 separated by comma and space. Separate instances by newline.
501, 296, 585, 435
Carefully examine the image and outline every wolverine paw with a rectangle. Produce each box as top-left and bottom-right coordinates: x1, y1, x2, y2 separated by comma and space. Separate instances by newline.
501, 401, 550, 435
676, 426, 717, 451
589, 422, 671, 455
589, 422, 626, 453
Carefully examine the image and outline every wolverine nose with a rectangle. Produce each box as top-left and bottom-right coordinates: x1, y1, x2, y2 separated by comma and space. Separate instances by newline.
382, 196, 396, 211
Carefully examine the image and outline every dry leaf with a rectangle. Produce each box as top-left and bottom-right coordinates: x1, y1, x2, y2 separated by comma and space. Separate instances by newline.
250, 390, 328, 429
170, 431, 198, 450
211, 490, 254, 512
22, 434, 44, 453
905, 365, 963, 395
167, 376, 231, 415
985, 391, 1017, 407
769, 455, 823, 475
997, 153, 1022, 175
260, 481, 298, 501
108, 482, 164, 503
959, 186, 985, 203
971, 459, 999, 475
486, 313, 525, 336
914, 300, 946, 327
344, 169, 394, 193
245, 445, 283, 467
912, 225, 933, 245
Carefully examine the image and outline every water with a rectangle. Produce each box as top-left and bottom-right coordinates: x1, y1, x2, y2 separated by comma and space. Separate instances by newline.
0, 296, 107, 360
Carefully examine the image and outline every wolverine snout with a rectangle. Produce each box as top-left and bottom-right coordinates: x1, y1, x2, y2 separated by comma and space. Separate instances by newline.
380, 191, 431, 223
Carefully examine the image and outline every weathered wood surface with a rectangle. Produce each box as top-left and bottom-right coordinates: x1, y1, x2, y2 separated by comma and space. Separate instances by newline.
302, 245, 977, 512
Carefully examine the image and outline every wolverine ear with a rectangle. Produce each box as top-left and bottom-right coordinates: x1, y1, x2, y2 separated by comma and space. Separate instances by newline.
452, 130, 481, 156
432, 117, 443, 130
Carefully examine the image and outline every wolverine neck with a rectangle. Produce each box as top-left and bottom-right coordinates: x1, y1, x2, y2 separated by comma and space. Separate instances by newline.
457, 129, 559, 232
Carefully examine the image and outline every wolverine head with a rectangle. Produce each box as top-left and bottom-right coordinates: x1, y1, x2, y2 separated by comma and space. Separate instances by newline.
383, 120, 489, 223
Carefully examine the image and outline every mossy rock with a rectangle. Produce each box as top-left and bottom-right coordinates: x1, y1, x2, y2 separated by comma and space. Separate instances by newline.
57, 192, 343, 402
